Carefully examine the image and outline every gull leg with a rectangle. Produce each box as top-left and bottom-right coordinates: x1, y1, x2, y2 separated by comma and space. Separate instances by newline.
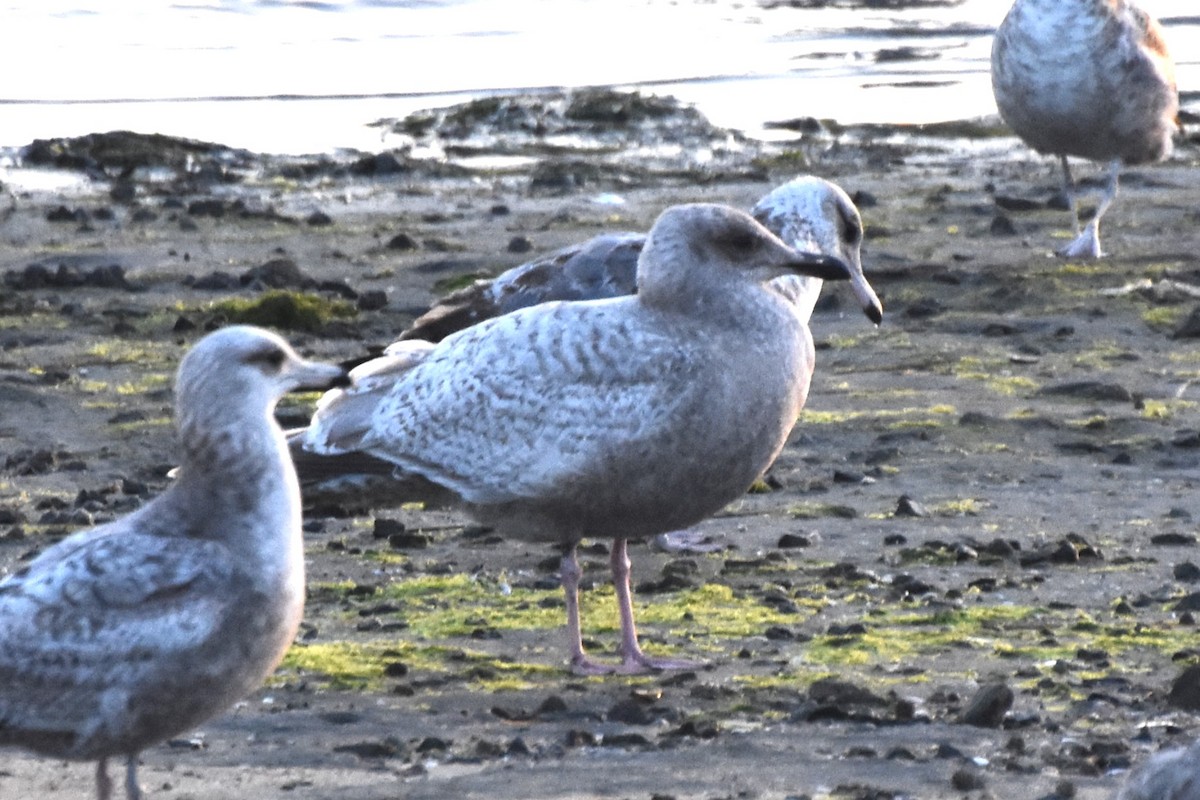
1059, 158, 1119, 259
124, 755, 143, 800
1058, 154, 1082, 236
560, 546, 614, 675
95, 759, 113, 800
610, 538, 704, 674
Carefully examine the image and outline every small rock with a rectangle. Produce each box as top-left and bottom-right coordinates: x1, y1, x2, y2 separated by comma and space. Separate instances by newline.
777, 532, 813, 549
990, 213, 1018, 236
950, 767, 986, 791
1167, 665, 1200, 710
306, 210, 333, 226
606, 698, 654, 725
1174, 562, 1200, 583
895, 495, 927, 517
1151, 532, 1198, 546
506, 235, 533, 254
958, 682, 1013, 728
386, 232, 419, 250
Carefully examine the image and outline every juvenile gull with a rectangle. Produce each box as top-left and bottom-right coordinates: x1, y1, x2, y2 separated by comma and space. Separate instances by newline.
991, 0, 1178, 258
0, 326, 348, 799
304, 203, 855, 674
294, 177, 882, 515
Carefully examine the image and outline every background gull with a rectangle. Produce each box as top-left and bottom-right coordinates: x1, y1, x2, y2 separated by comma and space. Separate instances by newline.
294, 176, 883, 515
304, 203, 854, 674
401, 175, 880, 344
991, 0, 1178, 259
0, 326, 348, 800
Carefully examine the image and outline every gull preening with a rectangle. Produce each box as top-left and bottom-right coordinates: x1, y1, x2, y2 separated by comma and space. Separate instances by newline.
0, 326, 348, 799
991, 0, 1178, 258
304, 201, 870, 674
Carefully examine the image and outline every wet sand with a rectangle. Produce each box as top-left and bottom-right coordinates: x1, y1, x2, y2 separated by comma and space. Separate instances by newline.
1, 94, 1199, 799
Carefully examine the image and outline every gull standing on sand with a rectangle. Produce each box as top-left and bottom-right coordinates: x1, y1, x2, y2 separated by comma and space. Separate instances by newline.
991, 0, 1178, 259
304, 203, 861, 674
0, 326, 348, 800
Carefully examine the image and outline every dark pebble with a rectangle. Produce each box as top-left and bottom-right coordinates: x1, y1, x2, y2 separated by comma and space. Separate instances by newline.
958, 682, 1013, 728
372, 518, 405, 539
358, 290, 388, 311
1174, 562, 1200, 582
990, 214, 1018, 236
950, 768, 986, 791
606, 698, 654, 725
1171, 306, 1200, 339
1174, 592, 1200, 612
1037, 381, 1133, 403
306, 210, 333, 226
332, 739, 404, 759
187, 199, 226, 218
1151, 532, 1197, 546
894, 495, 927, 517
777, 532, 813, 549
506, 235, 533, 254
387, 232, 420, 250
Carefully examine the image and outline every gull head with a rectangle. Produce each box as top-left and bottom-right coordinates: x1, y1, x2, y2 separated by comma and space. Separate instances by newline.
753, 176, 883, 325
176, 325, 350, 428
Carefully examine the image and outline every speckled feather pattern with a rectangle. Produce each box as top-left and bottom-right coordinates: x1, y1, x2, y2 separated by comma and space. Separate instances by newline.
306, 204, 847, 545
0, 327, 345, 777
991, 0, 1177, 164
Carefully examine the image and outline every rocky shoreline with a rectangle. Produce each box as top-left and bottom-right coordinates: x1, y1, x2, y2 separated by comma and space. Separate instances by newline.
1, 89, 1199, 799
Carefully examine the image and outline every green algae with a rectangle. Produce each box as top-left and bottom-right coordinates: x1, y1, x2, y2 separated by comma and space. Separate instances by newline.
208, 290, 356, 332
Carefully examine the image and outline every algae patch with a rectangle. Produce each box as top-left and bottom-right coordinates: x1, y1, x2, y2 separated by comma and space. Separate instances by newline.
208, 290, 356, 332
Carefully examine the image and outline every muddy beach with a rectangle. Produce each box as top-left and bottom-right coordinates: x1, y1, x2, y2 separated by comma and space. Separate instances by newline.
1, 90, 1199, 799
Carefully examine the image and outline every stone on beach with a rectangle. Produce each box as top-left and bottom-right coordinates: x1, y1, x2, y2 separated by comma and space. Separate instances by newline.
303, 203, 855, 674
991, 0, 1178, 258
0, 326, 348, 800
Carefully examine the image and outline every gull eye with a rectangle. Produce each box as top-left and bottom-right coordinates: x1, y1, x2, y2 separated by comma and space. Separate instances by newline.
840, 206, 863, 247
719, 228, 760, 256
246, 346, 287, 371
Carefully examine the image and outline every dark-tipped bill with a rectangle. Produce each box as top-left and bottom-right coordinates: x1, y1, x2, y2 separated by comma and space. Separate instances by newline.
788, 252, 853, 283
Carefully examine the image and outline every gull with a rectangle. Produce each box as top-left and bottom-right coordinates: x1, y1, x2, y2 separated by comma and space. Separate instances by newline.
991, 0, 1178, 258
1116, 740, 1200, 800
293, 176, 881, 515
0, 326, 348, 799
303, 203, 861, 674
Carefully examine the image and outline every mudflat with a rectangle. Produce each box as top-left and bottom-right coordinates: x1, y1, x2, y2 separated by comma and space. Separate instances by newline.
1, 93, 1198, 799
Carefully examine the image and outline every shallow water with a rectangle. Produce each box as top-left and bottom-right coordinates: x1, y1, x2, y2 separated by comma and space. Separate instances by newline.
0, 0, 1196, 155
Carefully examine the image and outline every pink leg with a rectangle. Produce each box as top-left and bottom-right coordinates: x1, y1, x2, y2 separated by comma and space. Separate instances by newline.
609, 539, 703, 674
559, 546, 615, 675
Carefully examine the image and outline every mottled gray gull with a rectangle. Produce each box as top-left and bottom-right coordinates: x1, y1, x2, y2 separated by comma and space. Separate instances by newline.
304, 203, 854, 674
292, 176, 882, 512
991, 0, 1178, 258
1116, 740, 1200, 800
0, 325, 348, 799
